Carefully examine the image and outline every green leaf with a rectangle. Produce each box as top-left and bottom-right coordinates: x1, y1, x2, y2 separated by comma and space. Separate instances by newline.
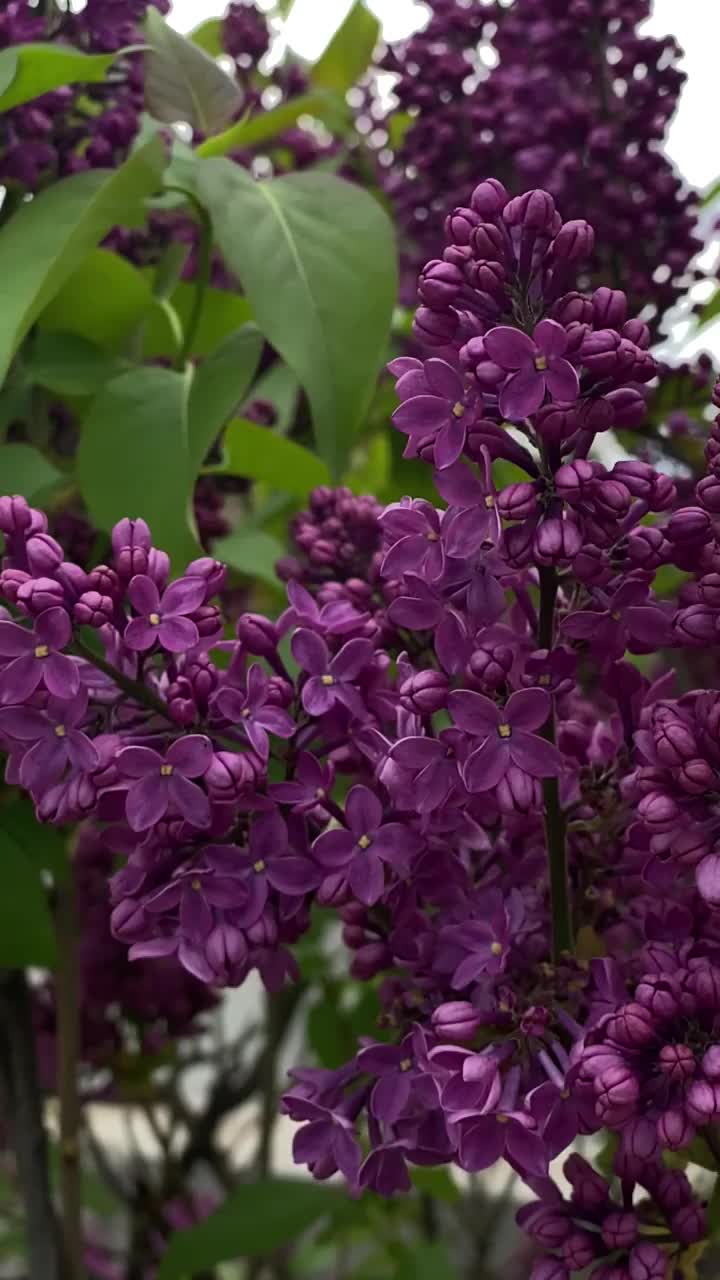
158, 1179, 350, 1277
0, 804, 57, 968
38, 249, 155, 351
196, 162, 397, 477
397, 1243, 459, 1280
698, 287, 720, 331
143, 282, 253, 359
0, 443, 61, 499
708, 1175, 720, 1235
0, 136, 166, 383
0, 42, 126, 112
0, 797, 67, 880
144, 9, 241, 133
187, 326, 264, 471
250, 362, 299, 434
189, 18, 224, 56
213, 530, 285, 589
25, 331, 126, 396
78, 366, 199, 569
209, 418, 330, 496
312, 2, 380, 93
409, 1168, 460, 1204
196, 91, 344, 158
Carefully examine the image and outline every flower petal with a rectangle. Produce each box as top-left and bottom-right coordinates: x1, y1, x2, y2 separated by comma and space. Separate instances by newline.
126, 774, 169, 831
166, 734, 213, 777
291, 628, 328, 676
168, 772, 211, 828
117, 745, 162, 778
345, 785, 383, 838
463, 738, 509, 791
128, 575, 160, 616
348, 849, 385, 905
533, 318, 568, 359
448, 689, 500, 735
158, 616, 199, 653
161, 576, 206, 616
435, 414, 466, 470
545, 358, 579, 404
424, 358, 463, 400
392, 395, 451, 435
499, 367, 545, 420
483, 326, 536, 371
505, 687, 551, 732
509, 730, 563, 777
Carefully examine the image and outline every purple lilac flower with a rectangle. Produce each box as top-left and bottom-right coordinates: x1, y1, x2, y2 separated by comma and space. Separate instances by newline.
0, 689, 98, 790
124, 574, 206, 653
212, 663, 294, 760
0, 607, 78, 702
291, 629, 372, 719
483, 321, 579, 421
448, 688, 562, 791
313, 785, 422, 906
117, 736, 213, 831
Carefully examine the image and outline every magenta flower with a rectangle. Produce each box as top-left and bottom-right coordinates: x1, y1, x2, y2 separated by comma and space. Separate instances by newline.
380, 499, 445, 581
390, 356, 478, 469
199, 813, 322, 928
117, 735, 213, 831
269, 751, 335, 813
212, 664, 295, 760
454, 1107, 547, 1177
561, 579, 672, 659
0, 607, 78, 703
448, 687, 563, 792
291, 629, 372, 720
484, 320, 579, 420
285, 1096, 361, 1184
357, 1031, 429, 1124
0, 689, 98, 791
313, 785, 421, 905
124, 574, 207, 653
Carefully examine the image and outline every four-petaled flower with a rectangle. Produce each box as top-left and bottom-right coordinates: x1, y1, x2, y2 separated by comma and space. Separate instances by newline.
117, 735, 214, 831
448, 687, 563, 792
484, 319, 579, 421
390, 356, 479, 470
0, 689, 98, 791
0, 607, 79, 703
199, 811, 322, 929
212, 663, 294, 760
124, 574, 206, 653
313, 785, 421, 905
291, 629, 372, 720
380, 499, 445, 582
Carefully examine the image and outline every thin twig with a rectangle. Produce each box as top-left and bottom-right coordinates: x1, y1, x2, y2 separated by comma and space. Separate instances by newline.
0, 971, 62, 1280
537, 565, 572, 961
54, 871, 86, 1280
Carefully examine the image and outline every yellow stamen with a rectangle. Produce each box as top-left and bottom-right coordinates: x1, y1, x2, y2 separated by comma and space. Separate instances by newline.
484, 495, 495, 509
191, 878, 202, 891
490, 941, 503, 956
321, 674, 334, 686
498, 723, 512, 739
534, 355, 548, 371
358, 834, 372, 850
399, 1058, 412, 1072
149, 612, 161, 625
160, 764, 173, 776
253, 859, 266, 873
34, 644, 49, 659
496, 1114, 509, 1124
452, 401, 465, 418
55, 725, 66, 738
538, 673, 551, 686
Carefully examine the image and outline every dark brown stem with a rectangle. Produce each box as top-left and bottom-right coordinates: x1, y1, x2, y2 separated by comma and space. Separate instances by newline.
72, 637, 171, 721
54, 872, 85, 1280
0, 971, 62, 1280
537, 566, 572, 962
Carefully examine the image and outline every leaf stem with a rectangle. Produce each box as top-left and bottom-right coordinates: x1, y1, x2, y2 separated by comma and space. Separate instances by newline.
54, 868, 86, 1280
72, 636, 171, 721
177, 207, 213, 370
538, 565, 573, 962
0, 970, 62, 1280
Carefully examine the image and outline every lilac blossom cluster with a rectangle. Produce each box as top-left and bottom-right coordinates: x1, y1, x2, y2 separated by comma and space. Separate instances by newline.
5, 181, 720, 1273
377, 0, 701, 328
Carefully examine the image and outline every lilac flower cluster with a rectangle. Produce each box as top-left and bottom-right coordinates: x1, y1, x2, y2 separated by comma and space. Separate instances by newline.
6, 180, 720, 1266
0, 0, 169, 190
377, 0, 701, 328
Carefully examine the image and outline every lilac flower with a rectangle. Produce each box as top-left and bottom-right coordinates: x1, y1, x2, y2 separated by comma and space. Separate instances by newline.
285, 1096, 361, 1184
484, 320, 579, 420
269, 751, 335, 813
380, 500, 445, 581
0, 607, 78, 702
291, 629, 372, 720
281, 580, 367, 637
313, 785, 421, 906
448, 687, 562, 791
388, 729, 465, 813
439, 889, 525, 988
0, 689, 98, 791
357, 1030, 431, 1124
562, 580, 671, 659
117, 735, 213, 831
199, 812, 321, 928
124, 574, 206, 653
390, 356, 479, 468
212, 664, 294, 760
454, 1106, 547, 1176
358, 1143, 412, 1195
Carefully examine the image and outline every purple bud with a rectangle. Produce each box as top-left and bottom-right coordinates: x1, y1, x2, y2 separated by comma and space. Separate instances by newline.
564, 1154, 610, 1211
205, 751, 257, 800
418, 259, 464, 307
350, 942, 392, 980
666, 507, 712, 546
554, 460, 596, 502
431, 1001, 482, 1041
0, 568, 30, 603
74, 591, 114, 629
470, 222, 508, 262
697, 474, 720, 513
534, 516, 582, 564
673, 605, 718, 645
26, 533, 62, 575
605, 387, 647, 428
443, 209, 480, 247
601, 1211, 637, 1251
635, 975, 680, 1020
534, 404, 579, 444
669, 1202, 706, 1245
593, 1064, 640, 1124
413, 306, 458, 347
112, 518, 151, 556
628, 1243, 668, 1280
86, 564, 120, 598
551, 292, 594, 326
656, 1106, 694, 1150
560, 1230, 596, 1271
550, 219, 595, 260
400, 670, 449, 714
186, 556, 226, 596
0, 495, 36, 535
592, 287, 627, 330
606, 1003, 656, 1048
685, 1078, 720, 1124
503, 188, 558, 232
236, 612, 279, 659
16, 576, 64, 615
469, 178, 508, 218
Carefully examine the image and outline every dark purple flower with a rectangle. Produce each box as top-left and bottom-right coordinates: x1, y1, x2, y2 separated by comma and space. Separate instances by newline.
380, 500, 445, 580
358, 1143, 412, 1195
388, 729, 465, 813
455, 1107, 547, 1177
448, 687, 562, 791
0, 689, 98, 791
117, 736, 213, 831
484, 321, 579, 420
562, 579, 672, 658
357, 1030, 429, 1124
212, 664, 294, 760
0, 607, 78, 703
291, 629, 372, 720
124, 574, 206, 653
313, 785, 421, 906
391, 357, 478, 468
200, 812, 321, 927
285, 1096, 361, 1184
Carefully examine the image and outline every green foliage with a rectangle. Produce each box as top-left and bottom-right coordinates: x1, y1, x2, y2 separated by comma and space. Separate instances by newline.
0, 136, 166, 383
0, 797, 59, 967
698, 287, 720, 330
0, 42, 126, 112
197, 161, 397, 477
157, 1178, 353, 1277
0, 443, 61, 500
213, 529, 287, 589
397, 1242, 460, 1280
208, 417, 331, 496
39, 250, 155, 351
143, 282, 254, 360
189, 18, 225, 56
24, 332, 126, 397
143, 9, 241, 134
312, 2, 380, 93
187, 325, 264, 470
77, 365, 199, 569
196, 90, 346, 158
